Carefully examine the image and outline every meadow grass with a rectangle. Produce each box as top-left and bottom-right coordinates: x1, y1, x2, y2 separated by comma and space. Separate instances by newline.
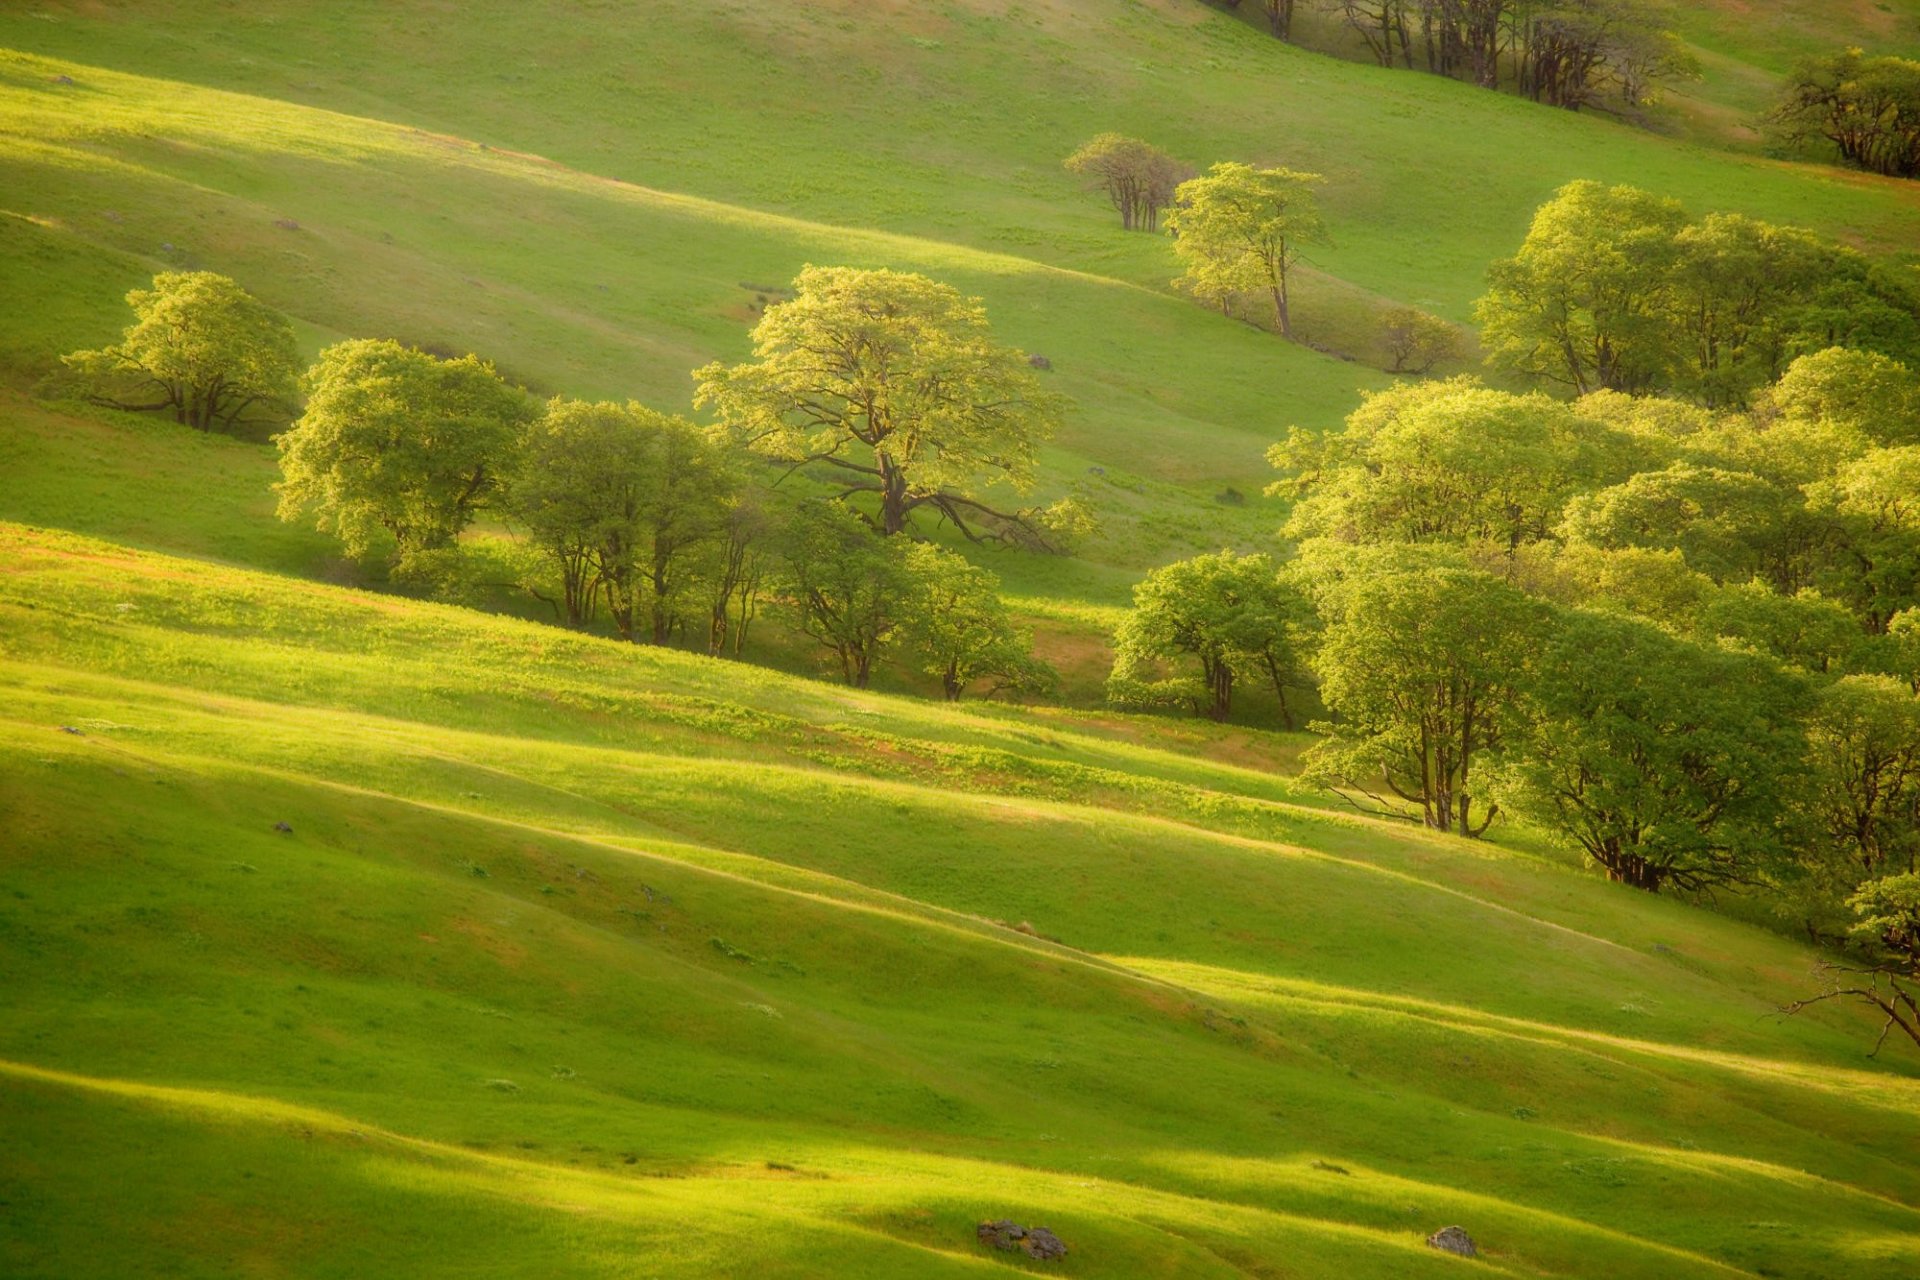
4, 3, 1920, 1274
2, 521, 1918, 1276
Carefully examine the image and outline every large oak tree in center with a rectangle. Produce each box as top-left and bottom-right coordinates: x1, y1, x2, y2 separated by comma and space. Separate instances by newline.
695, 266, 1064, 544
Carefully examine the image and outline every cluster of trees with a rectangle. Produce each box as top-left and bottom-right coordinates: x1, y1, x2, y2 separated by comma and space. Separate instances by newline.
1063, 134, 1190, 232
1067, 140, 1467, 367
64, 268, 1075, 698
1225, 0, 1694, 114
1112, 362, 1920, 1046
1477, 180, 1920, 407
1773, 49, 1920, 179
1065, 136, 1333, 343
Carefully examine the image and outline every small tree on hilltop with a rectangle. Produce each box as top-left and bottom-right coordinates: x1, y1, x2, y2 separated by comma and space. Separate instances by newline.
696, 266, 1067, 545
1166, 163, 1326, 339
276, 338, 531, 573
62, 271, 299, 434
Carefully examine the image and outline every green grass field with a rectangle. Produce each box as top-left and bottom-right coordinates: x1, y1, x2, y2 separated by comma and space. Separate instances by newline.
4, 1, 1920, 1275
4, 522, 1919, 1277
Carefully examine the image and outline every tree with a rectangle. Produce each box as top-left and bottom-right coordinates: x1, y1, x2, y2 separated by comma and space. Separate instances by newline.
508, 399, 735, 643
1323, 0, 1413, 68
1379, 307, 1461, 375
696, 266, 1065, 543
1802, 675, 1920, 882
61, 271, 298, 434
1765, 348, 1920, 447
1305, 565, 1542, 833
777, 502, 915, 687
276, 339, 531, 571
1558, 464, 1795, 586
1261, 0, 1298, 40
1165, 162, 1326, 338
1492, 608, 1804, 892
1514, 0, 1696, 112
1280, 380, 1630, 554
1063, 134, 1187, 232
1108, 551, 1315, 725
899, 544, 1049, 701
1696, 583, 1864, 676
1807, 446, 1920, 632
1773, 49, 1920, 179
1666, 213, 1829, 407
510, 399, 649, 628
1476, 180, 1687, 395
1790, 874, 1920, 1057
701, 488, 774, 658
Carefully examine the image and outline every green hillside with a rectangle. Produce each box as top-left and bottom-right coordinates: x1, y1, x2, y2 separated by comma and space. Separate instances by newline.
4, 1, 1920, 1276
4, 522, 1918, 1278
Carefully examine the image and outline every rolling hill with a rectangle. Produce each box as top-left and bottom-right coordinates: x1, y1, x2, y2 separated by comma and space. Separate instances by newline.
3, 1, 1920, 1276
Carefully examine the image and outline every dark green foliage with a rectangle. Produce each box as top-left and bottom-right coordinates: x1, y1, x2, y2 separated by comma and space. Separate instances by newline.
1493, 607, 1807, 893
1305, 564, 1544, 835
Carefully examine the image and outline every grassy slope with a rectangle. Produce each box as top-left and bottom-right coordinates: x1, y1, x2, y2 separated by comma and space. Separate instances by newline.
2, 520, 1918, 1278
3, 4, 1920, 1275
4, 0, 1918, 599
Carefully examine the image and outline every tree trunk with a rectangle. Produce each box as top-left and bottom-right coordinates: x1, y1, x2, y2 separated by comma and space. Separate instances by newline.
880, 461, 909, 535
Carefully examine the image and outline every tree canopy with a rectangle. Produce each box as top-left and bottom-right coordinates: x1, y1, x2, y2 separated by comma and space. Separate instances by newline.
62, 271, 299, 434
1063, 133, 1186, 232
695, 266, 1065, 544
1476, 182, 1920, 405
1773, 49, 1920, 178
1305, 563, 1542, 835
1493, 607, 1806, 893
275, 339, 531, 572
1108, 550, 1315, 725
510, 398, 736, 642
900, 543, 1049, 701
1165, 162, 1326, 338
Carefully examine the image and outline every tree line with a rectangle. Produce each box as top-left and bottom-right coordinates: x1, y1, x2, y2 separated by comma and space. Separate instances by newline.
1477, 180, 1920, 408
1097, 176, 1920, 1050
60, 266, 1080, 699
1220, 0, 1696, 116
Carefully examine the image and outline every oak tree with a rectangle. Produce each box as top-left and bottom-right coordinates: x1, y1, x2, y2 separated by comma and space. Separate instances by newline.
696, 266, 1065, 543
63, 271, 299, 434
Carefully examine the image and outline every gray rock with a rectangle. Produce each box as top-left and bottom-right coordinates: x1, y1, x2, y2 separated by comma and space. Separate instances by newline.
977, 1220, 1025, 1251
1022, 1227, 1068, 1260
1427, 1225, 1477, 1257
977, 1220, 1066, 1260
